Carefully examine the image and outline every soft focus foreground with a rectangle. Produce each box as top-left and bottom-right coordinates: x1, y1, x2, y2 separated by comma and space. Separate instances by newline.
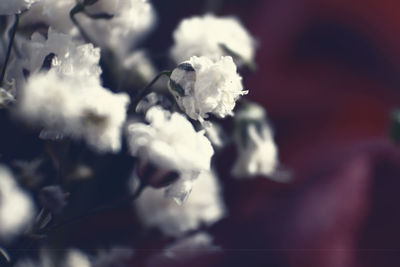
0, 0, 400, 267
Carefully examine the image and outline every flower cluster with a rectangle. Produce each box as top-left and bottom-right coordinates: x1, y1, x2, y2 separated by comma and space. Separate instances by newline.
0, 1, 281, 266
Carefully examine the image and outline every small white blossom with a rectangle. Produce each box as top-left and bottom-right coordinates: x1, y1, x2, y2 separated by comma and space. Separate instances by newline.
21, 0, 156, 60
80, 0, 156, 60
0, 0, 40, 15
134, 171, 226, 237
18, 71, 130, 153
14, 30, 130, 153
0, 165, 35, 242
171, 14, 255, 66
168, 56, 247, 121
232, 103, 279, 178
127, 106, 214, 202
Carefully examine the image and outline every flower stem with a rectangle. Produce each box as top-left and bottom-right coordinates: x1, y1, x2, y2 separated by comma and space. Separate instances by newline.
69, 4, 94, 45
0, 14, 19, 87
131, 70, 172, 112
41, 181, 147, 233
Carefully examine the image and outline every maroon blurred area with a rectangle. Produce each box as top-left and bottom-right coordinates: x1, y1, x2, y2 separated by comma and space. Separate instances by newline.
212, 0, 400, 266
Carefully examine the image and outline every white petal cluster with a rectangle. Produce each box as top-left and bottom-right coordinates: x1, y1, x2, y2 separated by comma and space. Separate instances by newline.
0, 0, 40, 15
171, 14, 255, 66
15, 30, 130, 153
21, 0, 156, 59
80, 0, 156, 59
134, 171, 226, 237
232, 103, 279, 178
0, 165, 35, 242
169, 56, 247, 121
127, 106, 214, 201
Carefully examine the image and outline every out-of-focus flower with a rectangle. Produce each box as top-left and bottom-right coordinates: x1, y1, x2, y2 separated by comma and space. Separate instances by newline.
0, 88, 15, 108
121, 50, 157, 84
92, 247, 133, 267
147, 232, 220, 266
15, 248, 91, 267
21, 0, 156, 60
80, 0, 156, 59
134, 171, 226, 237
0, 165, 35, 242
170, 14, 255, 66
14, 30, 130, 153
0, 0, 40, 15
18, 71, 130, 153
12, 29, 101, 87
203, 121, 224, 148
127, 106, 214, 203
232, 103, 279, 178
168, 56, 247, 121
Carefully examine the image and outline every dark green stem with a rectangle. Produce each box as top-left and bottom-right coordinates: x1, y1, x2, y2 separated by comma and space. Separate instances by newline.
131, 70, 172, 112
0, 14, 19, 86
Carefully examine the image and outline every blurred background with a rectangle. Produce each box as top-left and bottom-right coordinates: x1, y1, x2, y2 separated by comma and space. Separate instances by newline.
2, 0, 400, 266
146, 0, 400, 266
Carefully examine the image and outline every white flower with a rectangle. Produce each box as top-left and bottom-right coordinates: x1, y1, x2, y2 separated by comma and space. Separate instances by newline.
171, 14, 255, 66
232, 103, 279, 178
134, 171, 226, 237
0, 0, 40, 15
18, 71, 130, 153
20, 0, 156, 59
80, 0, 156, 59
15, 249, 91, 267
168, 56, 247, 121
0, 165, 35, 242
14, 29, 130, 153
127, 106, 214, 202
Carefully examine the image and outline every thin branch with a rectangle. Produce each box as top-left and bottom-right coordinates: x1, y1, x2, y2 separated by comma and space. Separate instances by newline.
0, 14, 19, 86
130, 70, 172, 112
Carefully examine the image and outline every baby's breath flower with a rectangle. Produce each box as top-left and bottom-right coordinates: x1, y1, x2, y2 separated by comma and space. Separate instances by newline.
134, 171, 226, 237
0, 0, 40, 15
14, 30, 130, 153
171, 14, 255, 66
169, 56, 247, 121
0, 165, 35, 242
232, 103, 279, 178
127, 106, 214, 202
18, 71, 130, 153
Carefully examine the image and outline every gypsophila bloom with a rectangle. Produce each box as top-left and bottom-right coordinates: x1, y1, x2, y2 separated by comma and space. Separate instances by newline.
134, 171, 225, 237
21, 0, 156, 60
0, 88, 15, 108
127, 106, 214, 202
0, 0, 40, 15
18, 71, 130, 153
13, 29, 130, 153
0, 165, 35, 242
79, 0, 156, 59
169, 56, 247, 121
15, 248, 91, 267
13, 29, 102, 86
232, 103, 279, 178
171, 14, 255, 66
